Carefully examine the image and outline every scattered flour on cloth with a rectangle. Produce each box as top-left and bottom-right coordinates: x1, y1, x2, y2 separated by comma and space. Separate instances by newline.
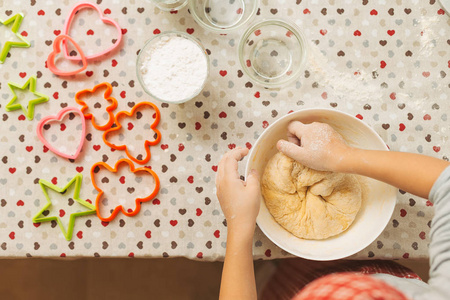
139, 35, 208, 102
307, 43, 382, 105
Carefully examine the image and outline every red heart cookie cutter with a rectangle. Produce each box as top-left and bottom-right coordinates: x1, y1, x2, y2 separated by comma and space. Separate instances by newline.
62, 2, 123, 61
75, 82, 118, 131
91, 158, 160, 222
103, 101, 162, 165
47, 34, 88, 76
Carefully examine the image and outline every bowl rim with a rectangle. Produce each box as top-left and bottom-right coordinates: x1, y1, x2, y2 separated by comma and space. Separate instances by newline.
136, 31, 210, 104
238, 19, 308, 88
245, 108, 396, 261
151, 0, 189, 11
188, 0, 260, 33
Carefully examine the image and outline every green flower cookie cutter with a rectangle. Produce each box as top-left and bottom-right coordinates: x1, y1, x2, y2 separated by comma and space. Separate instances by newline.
0, 13, 30, 64
6, 76, 49, 120
33, 174, 96, 241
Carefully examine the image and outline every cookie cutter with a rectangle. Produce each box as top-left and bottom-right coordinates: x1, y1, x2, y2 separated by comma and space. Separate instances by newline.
32, 174, 96, 241
91, 158, 160, 222
0, 13, 30, 64
36, 107, 86, 160
75, 82, 118, 130
47, 34, 88, 76
103, 101, 161, 165
62, 2, 123, 61
6, 76, 49, 120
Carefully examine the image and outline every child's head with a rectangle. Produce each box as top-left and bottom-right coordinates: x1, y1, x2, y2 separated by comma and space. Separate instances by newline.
293, 273, 409, 300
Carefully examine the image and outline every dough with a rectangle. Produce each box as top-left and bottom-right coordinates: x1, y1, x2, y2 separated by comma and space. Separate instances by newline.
261, 152, 362, 240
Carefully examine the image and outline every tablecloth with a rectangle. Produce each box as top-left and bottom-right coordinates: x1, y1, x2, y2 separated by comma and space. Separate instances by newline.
0, 0, 448, 260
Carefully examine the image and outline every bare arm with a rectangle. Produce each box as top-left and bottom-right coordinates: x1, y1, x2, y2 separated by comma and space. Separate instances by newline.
337, 149, 449, 199
277, 121, 449, 199
216, 147, 260, 300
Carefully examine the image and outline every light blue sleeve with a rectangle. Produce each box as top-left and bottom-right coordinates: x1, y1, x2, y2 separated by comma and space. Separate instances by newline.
372, 166, 450, 300
424, 165, 450, 298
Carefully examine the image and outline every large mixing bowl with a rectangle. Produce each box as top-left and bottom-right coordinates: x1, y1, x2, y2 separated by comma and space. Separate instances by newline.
245, 108, 397, 261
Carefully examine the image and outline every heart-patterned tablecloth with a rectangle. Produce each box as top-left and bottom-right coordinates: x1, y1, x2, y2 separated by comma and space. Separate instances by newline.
0, 0, 448, 260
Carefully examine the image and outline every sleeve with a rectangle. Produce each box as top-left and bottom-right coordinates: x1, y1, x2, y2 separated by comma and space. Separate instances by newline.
426, 165, 450, 297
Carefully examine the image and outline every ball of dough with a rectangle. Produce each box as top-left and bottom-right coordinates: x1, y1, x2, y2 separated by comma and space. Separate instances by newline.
261, 152, 362, 240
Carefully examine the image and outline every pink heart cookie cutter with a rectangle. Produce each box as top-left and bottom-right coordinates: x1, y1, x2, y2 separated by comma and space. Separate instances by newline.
47, 34, 88, 76
62, 2, 123, 61
36, 107, 86, 160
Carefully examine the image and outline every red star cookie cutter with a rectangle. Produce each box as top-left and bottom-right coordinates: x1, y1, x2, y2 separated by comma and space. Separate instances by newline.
91, 158, 160, 222
103, 101, 161, 165
75, 82, 118, 131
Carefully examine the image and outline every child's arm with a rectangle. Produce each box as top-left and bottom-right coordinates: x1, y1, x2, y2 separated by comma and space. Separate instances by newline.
216, 147, 261, 300
277, 121, 449, 199
278, 121, 450, 298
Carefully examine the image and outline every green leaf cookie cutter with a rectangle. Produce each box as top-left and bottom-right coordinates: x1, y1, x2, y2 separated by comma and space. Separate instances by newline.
0, 13, 31, 64
32, 174, 96, 241
6, 76, 49, 120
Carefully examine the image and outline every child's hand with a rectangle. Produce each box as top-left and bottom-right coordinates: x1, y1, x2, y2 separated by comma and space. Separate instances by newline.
277, 121, 351, 172
216, 147, 261, 234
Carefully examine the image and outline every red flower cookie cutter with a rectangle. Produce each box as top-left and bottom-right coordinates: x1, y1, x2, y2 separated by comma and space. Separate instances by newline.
36, 106, 86, 160
103, 101, 162, 165
91, 158, 160, 222
75, 82, 118, 131
62, 2, 123, 61
47, 34, 88, 76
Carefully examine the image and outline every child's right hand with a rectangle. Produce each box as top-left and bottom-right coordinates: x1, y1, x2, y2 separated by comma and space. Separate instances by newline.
277, 121, 351, 172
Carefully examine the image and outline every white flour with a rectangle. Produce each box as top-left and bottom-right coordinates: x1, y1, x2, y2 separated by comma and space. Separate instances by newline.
139, 35, 208, 102
307, 43, 382, 105
418, 15, 440, 57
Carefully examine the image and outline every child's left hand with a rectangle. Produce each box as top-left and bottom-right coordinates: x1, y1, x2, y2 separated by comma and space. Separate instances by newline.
216, 147, 261, 235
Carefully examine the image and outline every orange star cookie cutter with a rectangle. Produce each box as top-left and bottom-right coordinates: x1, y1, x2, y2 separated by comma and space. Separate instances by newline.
103, 101, 161, 165
91, 158, 160, 222
75, 82, 118, 131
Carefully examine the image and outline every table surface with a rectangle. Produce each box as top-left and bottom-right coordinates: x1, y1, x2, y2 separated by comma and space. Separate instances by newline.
0, 0, 448, 260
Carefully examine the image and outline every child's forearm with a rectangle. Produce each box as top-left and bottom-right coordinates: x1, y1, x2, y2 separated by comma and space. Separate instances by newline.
219, 229, 257, 300
338, 149, 449, 199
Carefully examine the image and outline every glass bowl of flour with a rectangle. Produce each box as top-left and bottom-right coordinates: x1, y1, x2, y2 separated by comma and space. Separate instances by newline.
136, 32, 209, 104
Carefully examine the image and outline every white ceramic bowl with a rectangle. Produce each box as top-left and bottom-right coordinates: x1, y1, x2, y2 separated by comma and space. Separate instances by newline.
245, 108, 397, 261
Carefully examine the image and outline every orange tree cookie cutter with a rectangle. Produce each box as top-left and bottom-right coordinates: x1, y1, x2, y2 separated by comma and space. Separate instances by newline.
103, 101, 161, 165
91, 158, 160, 222
75, 82, 118, 131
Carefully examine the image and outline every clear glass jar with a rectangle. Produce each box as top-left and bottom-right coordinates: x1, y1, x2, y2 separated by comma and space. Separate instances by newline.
238, 20, 308, 88
148, 0, 188, 11
189, 0, 259, 33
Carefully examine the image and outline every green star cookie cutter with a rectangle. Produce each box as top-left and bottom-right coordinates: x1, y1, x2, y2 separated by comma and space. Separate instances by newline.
0, 13, 30, 64
6, 76, 49, 120
32, 174, 97, 241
